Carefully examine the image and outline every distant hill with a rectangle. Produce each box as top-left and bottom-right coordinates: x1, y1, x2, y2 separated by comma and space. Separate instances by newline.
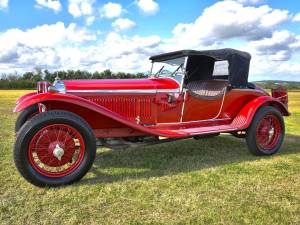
254, 80, 300, 90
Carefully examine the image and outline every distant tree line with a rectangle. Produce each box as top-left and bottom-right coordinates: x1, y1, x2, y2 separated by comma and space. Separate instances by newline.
254, 81, 300, 90
0, 69, 146, 89
0, 69, 299, 90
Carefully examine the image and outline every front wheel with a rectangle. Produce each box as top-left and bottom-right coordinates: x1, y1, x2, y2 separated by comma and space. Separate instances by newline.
14, 110, 96, 187
15, 104, 39, 133
246, 106, 285, 156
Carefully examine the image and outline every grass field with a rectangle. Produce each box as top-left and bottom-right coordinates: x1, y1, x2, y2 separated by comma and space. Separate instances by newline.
0, 90, 299, 225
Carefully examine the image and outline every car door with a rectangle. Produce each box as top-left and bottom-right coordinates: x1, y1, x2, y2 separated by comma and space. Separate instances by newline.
155, 74, 185, 124
155, 91, 185, 123
181, 80, 228, 122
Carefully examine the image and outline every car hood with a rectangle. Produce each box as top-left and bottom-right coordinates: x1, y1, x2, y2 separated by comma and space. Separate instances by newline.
63, 78, 179, 92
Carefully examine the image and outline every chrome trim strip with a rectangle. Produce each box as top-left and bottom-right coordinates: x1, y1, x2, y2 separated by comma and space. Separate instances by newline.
157, 89, 180, 93
156, 118, 231, 126
232, 88, 266, 94
66, 89, 180, 94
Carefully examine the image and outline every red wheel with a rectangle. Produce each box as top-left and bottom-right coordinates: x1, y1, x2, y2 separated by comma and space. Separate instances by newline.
14, 110, 96, 187
255, 114, 281, 151
246, 106, 285, 156
28, 124, 85, 178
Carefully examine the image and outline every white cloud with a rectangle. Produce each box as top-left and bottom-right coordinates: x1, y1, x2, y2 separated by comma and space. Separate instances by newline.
92, 33, 161, 72
86, 16, 95, 26
35, 0, 61, 12
293, 12, 300, 22
260, 9, 290, 27
237, 0, 263, 4
136, 0, 159, 15
101, 2, 122, 19
68, 0, 94, 18
81, 1, 92, 14
289, 35, 300, 49
112, 18, 136, 32
0, 22, 96, 72
0, 22, 96, 48
0, 0, 8, 10
0, 22, 161, 73
68, 3, 81, 17
249, 30, 300, 61
170, 1, 289, 48
276, 63, 300, 75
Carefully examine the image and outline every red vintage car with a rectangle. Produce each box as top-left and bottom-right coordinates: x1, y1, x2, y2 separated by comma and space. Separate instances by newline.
14, 48, 290, 187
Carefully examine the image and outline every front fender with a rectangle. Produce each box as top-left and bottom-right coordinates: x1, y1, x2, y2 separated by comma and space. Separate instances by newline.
232, 95, 290, 130
15, 92, 36, 105
14, 92, 167, 137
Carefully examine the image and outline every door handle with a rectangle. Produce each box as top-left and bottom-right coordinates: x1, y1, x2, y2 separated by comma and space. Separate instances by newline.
167, 93, 182, 104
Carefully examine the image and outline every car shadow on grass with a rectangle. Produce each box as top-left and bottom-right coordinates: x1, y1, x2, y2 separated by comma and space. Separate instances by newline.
81, 134, 300, 185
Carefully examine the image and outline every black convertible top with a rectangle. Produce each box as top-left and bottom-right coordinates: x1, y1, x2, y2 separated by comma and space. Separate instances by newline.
150, 48, 251, 88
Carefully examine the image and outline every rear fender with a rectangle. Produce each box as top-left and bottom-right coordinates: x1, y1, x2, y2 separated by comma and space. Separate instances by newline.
232, 96, 290, 130
14, 93, 162, 136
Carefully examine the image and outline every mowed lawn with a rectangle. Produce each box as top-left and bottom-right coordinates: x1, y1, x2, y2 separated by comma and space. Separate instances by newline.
0, 90, 299, 225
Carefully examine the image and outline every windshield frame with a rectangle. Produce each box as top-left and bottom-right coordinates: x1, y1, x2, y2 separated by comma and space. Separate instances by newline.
150, 56, 188, 78
150, 56, 188, 93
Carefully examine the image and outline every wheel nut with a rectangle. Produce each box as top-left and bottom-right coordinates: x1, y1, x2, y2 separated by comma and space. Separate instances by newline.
53, 144, 64, 161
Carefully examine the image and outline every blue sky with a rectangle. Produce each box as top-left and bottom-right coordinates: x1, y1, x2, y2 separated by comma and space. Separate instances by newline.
0, 1, 213, 36
0, 0, 300, 81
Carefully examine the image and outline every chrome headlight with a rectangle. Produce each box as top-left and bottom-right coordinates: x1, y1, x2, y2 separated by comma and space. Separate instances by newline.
48, 80, 66, 93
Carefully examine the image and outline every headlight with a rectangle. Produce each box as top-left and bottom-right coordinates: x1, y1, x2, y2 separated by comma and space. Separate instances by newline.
48, 80, 66, 93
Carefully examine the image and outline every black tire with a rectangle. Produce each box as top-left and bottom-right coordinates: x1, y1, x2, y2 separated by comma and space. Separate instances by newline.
15, 104, 39, 133
246, 106, 285, 156
14, 110, 96, 187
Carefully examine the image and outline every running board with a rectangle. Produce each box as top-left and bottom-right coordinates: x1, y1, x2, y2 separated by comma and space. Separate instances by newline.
97, 137, 189, 149
149, 124, 240, 138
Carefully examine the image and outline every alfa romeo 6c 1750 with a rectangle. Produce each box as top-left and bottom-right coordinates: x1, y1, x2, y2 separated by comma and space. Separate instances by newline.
13, 48, 290, 186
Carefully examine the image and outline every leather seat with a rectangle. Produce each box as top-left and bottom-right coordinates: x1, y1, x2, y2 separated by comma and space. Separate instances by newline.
187, 80, 228, 99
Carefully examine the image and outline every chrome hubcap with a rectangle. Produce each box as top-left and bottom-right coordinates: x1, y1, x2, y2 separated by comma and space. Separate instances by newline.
268, 127, 274, 141
53, 144, 64, 161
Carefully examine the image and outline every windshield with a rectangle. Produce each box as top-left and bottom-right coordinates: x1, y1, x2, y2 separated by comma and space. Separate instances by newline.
151, 57, 186, 78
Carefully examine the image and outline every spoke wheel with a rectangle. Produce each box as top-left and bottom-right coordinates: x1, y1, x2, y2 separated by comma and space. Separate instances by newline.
14, 110, 96, 187
28, 124, 85, 178
256, 114, 281, 151
246, 106, 285, 156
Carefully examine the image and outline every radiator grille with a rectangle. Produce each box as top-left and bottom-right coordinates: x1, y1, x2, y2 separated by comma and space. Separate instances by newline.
86, 96, 153, 120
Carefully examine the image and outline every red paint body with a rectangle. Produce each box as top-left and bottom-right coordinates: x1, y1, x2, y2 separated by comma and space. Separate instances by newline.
14, 77, 290, 139
64, 78, 179, 90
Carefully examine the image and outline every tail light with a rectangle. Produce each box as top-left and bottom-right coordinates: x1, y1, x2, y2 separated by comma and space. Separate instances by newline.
37, 81, 51, 93
271, 85, 288, 109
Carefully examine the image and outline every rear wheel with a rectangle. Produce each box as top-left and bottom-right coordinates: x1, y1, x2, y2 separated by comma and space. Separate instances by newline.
14, 110, 96, 187
246, 106, 285, 156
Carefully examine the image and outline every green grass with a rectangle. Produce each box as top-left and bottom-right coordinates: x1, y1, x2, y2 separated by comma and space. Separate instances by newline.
0, 90, 299, 225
